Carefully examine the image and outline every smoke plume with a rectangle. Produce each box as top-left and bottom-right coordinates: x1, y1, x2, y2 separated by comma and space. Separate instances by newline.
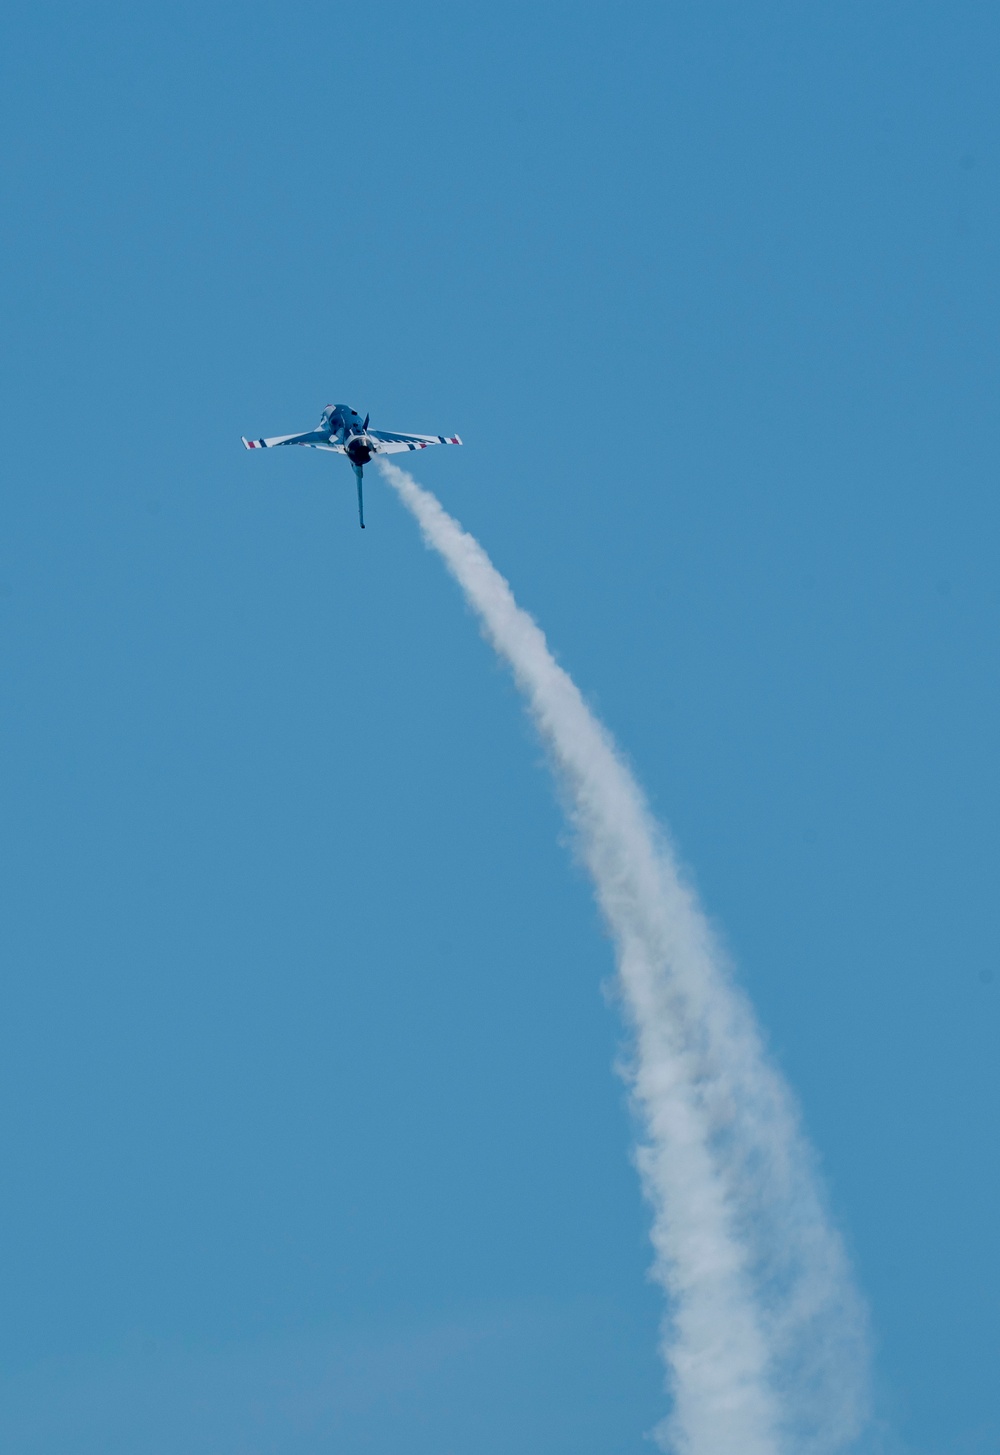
379, 459, 870, 1455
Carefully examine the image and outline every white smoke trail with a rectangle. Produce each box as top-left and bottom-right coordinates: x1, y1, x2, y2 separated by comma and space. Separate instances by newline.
378, 460, 870, 1455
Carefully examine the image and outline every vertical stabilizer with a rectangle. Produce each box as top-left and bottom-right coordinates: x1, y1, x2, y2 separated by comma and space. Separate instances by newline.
353, 464, 366, 529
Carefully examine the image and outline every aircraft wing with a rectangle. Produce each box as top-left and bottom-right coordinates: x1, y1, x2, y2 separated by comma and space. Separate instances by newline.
242, 430, 342, 450
368, 430, 463, 455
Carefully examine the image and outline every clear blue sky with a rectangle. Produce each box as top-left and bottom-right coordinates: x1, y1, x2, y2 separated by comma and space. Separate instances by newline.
1, 2, 997, 1451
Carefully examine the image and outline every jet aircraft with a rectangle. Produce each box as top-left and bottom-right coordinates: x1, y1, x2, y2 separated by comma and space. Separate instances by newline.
242, 403, 462, 528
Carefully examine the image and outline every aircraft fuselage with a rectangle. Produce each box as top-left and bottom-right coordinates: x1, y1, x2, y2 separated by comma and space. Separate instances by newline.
321, 403, 371, 462
242, 400, 462, 530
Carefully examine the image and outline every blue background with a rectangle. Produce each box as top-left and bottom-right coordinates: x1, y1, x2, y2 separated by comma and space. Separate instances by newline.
1, 2, 998, 1450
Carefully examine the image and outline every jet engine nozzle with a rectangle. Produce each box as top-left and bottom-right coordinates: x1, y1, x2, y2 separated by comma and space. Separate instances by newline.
345, 432, 374, 466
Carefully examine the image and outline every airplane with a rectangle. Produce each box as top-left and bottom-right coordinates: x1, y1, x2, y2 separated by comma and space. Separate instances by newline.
242, 403, 462, 528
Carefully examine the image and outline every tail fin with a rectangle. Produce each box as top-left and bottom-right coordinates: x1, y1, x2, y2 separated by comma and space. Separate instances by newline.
353, 464, 366, 529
